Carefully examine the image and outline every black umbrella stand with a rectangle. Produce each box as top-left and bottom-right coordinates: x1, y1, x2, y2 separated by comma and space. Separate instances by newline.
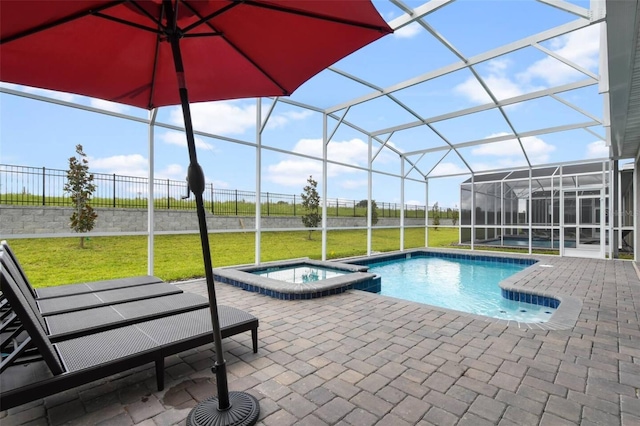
164, 3, 259, 426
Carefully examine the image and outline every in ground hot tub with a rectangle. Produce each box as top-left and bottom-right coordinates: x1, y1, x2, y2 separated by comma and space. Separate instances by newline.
213, 259, 380, 300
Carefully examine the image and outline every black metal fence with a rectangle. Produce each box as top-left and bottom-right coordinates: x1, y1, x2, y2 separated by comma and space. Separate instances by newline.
0, 164, 456, 219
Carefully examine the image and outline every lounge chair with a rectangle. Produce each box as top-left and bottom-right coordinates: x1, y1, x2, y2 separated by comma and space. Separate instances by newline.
1, 240, 163, 299
43, 293, 210, 342
0, 248, 182, 316
0, 262, 259, 411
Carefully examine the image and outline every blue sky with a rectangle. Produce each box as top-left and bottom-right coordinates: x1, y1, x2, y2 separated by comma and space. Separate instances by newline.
1, 0, 606, 209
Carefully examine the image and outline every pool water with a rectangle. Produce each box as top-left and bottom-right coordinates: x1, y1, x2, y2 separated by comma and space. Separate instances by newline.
482, 237, 575, 249
367, 256, 556, 322
253, 265, 349, 284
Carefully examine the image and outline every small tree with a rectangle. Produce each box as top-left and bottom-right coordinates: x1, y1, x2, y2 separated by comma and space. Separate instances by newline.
451, 204, 460, 226
301, 175, 321, 240
64, 144, 97, 248
431, 202, 440, 230
356, 199, 378, 225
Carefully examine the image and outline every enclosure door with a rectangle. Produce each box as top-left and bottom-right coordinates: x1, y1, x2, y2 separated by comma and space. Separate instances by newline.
562, 189, 604, 258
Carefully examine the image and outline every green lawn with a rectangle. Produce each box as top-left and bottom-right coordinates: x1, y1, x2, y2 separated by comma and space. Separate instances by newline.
7, 227, 462, 287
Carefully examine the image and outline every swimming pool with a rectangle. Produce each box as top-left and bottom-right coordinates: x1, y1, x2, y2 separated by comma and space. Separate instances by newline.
480, 236, 575, 249
350, 253, 557, 323
214, 251, 563, 324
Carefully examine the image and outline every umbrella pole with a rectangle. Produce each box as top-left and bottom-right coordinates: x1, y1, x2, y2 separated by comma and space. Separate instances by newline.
164, 3, 259, 426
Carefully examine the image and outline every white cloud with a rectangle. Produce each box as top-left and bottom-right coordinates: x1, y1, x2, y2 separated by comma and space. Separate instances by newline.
453, 71, 526, 104
266, 159, 322, 187
89, 98, 129, 114
88, 154, 225, 196
585, 140, 609, 158
159, 131, 214, 151
90, 154, 149, 177
265, 109, 314, 130
283, 110, 314, 121
430, 162, 469, 176
454, 24, 600, 104
291, 138, 371, 166
159, 163, 185, 180
170, 101, 256, 135
453, 58, 542, 103
487, 59, 509, 74
0, 82, 78, 102
209, 179, 230, 189
89, 154, 187, 180
471, 132, 555, 164
521, 25, 600, 86
384, 11, 397, 21
169, 101, 314, 135
1, 82, 131, 112
394, 22, 421, 39
265, 138, 373, 188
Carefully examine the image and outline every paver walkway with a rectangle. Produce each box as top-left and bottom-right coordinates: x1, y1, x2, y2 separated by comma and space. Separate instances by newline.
2, 251, 640, 425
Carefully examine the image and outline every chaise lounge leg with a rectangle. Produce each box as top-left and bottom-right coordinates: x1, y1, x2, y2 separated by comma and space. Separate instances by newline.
252, 328, 258, 353
155, 357, 165, 391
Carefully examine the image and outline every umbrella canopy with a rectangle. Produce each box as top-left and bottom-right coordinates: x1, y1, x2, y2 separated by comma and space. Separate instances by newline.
1, 2, 391, 424
1, 0, 391, 108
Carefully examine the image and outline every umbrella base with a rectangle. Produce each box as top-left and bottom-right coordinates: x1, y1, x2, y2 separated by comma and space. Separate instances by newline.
186, 391, 260, 426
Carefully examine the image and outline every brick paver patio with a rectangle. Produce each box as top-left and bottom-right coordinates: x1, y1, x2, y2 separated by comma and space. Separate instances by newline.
2, 251, 640, 425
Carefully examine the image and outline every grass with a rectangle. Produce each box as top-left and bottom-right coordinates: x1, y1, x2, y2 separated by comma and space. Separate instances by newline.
8, 228, 461, 288
11, 227, 593, 288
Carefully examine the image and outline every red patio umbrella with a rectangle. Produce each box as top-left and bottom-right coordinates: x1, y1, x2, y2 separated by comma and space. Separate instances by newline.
0, 1, 392, 424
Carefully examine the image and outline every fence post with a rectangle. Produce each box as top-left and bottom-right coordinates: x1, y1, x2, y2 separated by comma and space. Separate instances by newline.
167, 179, 170, 210
112, 174, 116, 207
42, 167, 46, 206
211, 184, 214, 214
235, 189, 238, 216
267, 192, 270, 216
353, 200, 356, 217
336, 198, 339, 217
293, 194, 296, 216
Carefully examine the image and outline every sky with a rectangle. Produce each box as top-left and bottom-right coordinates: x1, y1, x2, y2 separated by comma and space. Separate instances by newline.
0, 0, 607, 209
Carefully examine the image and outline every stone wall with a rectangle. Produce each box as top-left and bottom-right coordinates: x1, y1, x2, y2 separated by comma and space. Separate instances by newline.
0, 205, 451, 236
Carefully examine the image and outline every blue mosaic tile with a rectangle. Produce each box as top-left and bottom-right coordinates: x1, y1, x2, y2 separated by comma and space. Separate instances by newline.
355, 250, 538, 268
501, 289, 559, 309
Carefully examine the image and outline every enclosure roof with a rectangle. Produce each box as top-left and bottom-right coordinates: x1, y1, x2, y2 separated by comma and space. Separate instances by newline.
278, 0, 610, 179
1, 0, 622, 181
461, 161, 607, 184
605, 0, 640, 160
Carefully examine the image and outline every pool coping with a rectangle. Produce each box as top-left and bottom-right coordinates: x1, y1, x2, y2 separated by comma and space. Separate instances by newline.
496, 258, 583, 331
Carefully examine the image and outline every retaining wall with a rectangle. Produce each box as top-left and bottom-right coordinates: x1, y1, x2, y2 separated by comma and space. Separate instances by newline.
0, 205, 451, 236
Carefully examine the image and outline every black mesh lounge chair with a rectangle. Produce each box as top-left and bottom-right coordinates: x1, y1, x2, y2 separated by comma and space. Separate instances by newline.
1, 240, 163, 299
0, 264, 259, 411
0, 252, 211, 341
44, 292, 210, 342
0, 249, 183, 316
